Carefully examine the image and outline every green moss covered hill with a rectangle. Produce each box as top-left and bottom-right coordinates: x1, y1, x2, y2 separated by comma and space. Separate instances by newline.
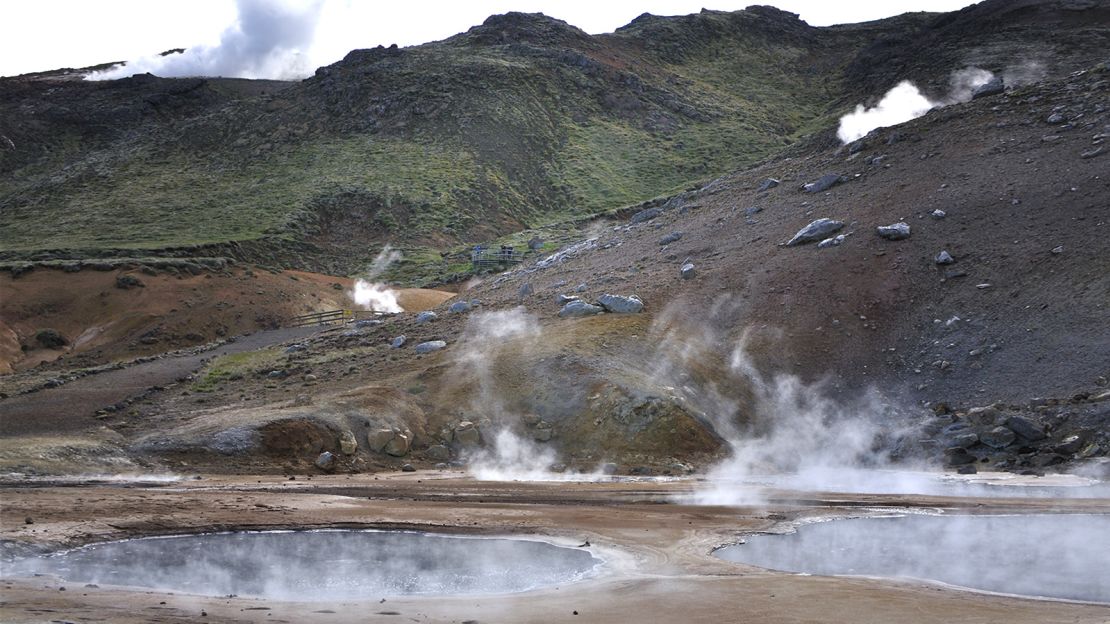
1, 3, 1106, 281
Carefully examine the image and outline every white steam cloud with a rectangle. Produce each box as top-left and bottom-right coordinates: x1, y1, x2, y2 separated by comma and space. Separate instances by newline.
838, 66, 998, 143
87, 0, 324, 80
350, 245, 404, 314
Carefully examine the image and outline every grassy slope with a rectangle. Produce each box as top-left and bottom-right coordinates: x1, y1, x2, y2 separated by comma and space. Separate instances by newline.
0, 9, 891, 270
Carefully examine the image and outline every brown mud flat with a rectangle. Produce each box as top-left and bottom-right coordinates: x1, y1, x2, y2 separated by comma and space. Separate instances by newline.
1, 473, 1107, 624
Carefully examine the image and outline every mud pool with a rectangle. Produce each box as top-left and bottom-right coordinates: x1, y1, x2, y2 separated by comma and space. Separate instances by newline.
716, 513, 1110, 603
6, 530, 601, 600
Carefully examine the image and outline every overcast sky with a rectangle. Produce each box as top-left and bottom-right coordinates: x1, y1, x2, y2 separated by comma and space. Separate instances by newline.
0, 0, 979, 78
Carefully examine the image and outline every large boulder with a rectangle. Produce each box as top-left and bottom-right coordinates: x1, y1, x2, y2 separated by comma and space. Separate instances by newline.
786, 218, 844, 246
680, 263, 696, 279
338, 430, 358, 455
384, 431, 412, 457
757, 178, 780, 192
558, 300, 604, 318
1005, 415, 1046, 441
425, 444, 451, 461
454, 421, 481, 446
415, 311, 437, 324
448, 301, 471, 314
414, 340, 447, 354
980, 426, 1016, 449
629, 207, 662, 224
367, 428, 395, 452
314, 451, 336, 471
971, 76, 1004, 99
802, 173, 842, 193
390, 335, 407, 349
597, 294, 644, 314
877, 222, 911, 240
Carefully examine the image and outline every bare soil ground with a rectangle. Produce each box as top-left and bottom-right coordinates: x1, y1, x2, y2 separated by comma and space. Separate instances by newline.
1, 475, 1107, 623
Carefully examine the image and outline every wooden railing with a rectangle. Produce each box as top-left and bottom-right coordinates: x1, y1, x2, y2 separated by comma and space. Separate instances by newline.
288, 309, 392, 327
471, 246, 525, 269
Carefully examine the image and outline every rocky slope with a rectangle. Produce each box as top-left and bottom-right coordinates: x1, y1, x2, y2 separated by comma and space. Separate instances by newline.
2, 1, 1107, 279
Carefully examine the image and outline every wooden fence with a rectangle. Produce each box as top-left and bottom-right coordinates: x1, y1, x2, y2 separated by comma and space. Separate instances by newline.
288, 309, 391, 328
471, 245, 525, 269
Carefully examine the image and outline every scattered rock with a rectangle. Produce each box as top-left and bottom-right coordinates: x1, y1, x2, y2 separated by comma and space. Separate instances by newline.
629, 207, 662, 224
1080, 146, 1104, 159
533, 424, 554, 442
817, 234, 846, 249
1051, 245, 1065, 255
979, 426, 1016, 449
757, 178, 780, 192
558, 300, 604, 318
528, 236, 544, 250
600, 462, 619, 475
956, 464, 978, 474
786, 218, 844, 246
401, 463, 416, 472
971, 76, 1005, 99
597, 293, 644, 314
414, 340, 447, 354
384, 431, 412, 457
338, 430, 358, 455
1054, 434, 1085, 455
931, 209, 947, 219
415, 311, 437, 324
659, 231, 683, 245
314, 451, 336, 471
935, 250, 955, 264
448, 301, 471, 313
557, 294, 580, 305
267, 370, 288, 379
367, 429, 395, 453
944, 446, 976, 465
34, 329, 68, 349
115, 274, 145, 289
454, 421, 481, 446
425, 444, 451, 461
575, 283, 588, 292
1005, 415, 1046, 441
802, 173, 843, 193
518, 283, 534, 301
680, 263, 696, 279
877, 222, 911, 240
952, 432, 979, 448
391, 335, 407, 349
1046, 112, 1066, 124
745, 206, 763, 217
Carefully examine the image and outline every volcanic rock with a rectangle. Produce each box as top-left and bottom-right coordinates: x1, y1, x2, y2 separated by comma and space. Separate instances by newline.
877, 222, 911, 240
802, 173, 843, 193
415, 311, 437, 324
970, 76, 1004, 99
786, 218, 844, 246
414, 340, 447, 354
1006, 415, 1047, 441
597, 294, 644, 314
981, 426, 1020, 450
558, 300, 604, 317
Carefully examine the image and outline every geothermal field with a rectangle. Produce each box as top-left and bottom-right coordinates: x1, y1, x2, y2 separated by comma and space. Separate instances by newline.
2, 1, 1109, 622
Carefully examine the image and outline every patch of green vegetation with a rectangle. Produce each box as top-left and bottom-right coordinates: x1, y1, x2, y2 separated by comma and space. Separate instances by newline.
192, 349, 282, 393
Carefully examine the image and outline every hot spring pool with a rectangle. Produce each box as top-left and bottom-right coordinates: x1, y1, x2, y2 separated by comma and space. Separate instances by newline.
715, 513, 1110, 603
5, 530, 601, 600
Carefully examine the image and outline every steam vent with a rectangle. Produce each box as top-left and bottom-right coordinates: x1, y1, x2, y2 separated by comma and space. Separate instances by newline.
2, 1, 1109, 622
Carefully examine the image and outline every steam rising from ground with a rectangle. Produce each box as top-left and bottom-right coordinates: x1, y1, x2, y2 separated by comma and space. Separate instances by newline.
87, 0, 323, 80
717, 514, 1110, 603
647, 298, 922, 505
838, 65, 1042, 143
9, 530, 600, 599
350, 245, 403, 313
451, 309, 605, 481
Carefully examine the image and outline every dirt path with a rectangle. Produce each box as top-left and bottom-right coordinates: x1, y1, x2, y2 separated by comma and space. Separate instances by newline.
0, 326, 323, 437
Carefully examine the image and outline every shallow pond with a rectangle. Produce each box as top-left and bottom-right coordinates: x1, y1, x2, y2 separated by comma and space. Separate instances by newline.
6, 530, 601, 600
716, 514, 1110, 603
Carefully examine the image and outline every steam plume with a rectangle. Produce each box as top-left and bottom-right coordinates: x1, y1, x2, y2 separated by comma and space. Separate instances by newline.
87, 0, 323, 80
837, 66, 998, 143
350, 245, 403, 313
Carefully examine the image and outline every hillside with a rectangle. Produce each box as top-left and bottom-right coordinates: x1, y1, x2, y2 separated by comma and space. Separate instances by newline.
2, 1, 1106, 281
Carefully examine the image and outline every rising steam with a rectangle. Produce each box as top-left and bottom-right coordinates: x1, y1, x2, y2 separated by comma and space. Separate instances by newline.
350, 245, 404, 314
838, 66, 1008, 143
87, 0, 324, 80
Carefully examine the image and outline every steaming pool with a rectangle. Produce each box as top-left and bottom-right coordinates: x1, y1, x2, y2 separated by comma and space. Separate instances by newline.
716, 513, 1110, 603
6, 530, 601, 600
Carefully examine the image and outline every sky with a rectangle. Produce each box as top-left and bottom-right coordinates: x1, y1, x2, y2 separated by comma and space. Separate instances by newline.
0, 0, 980, 79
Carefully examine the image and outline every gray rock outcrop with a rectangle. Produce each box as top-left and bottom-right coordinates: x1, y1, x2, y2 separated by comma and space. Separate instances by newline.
414, 340, 447, 354
786, 218, 844, 246
558, 300, 604, 317
597, 294, 644, 314
877, 222, 911, 240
